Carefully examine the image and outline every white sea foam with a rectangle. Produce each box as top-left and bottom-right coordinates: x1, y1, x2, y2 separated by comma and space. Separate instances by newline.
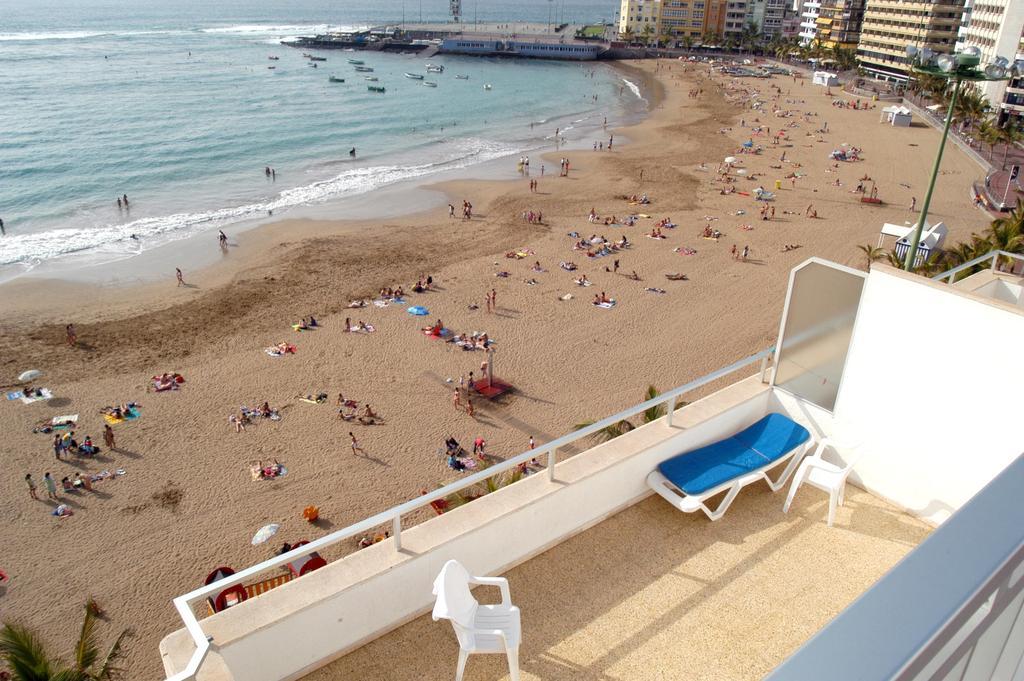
621, 77, 645, 102
0, 138, 521, 269
201, 24, 363, 35
0, 31, 105, 41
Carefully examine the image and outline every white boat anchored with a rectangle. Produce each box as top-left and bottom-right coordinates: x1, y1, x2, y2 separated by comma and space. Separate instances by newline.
423, 81, 438, 87
404, 72, 424, 80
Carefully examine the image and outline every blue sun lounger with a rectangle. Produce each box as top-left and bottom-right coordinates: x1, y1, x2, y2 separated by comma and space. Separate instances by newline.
646, 413, 811, 521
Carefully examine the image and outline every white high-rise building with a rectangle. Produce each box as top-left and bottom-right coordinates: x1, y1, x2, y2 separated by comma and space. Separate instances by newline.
959, 0, 1024, 118
796, 0, 822, 45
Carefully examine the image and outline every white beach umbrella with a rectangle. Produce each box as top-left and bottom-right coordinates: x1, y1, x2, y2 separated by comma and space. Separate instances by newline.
251, 523, 280, 546
18, 369, 42, 383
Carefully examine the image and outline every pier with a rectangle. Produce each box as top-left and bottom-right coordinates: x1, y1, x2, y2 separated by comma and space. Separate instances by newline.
284, 22, 617, 61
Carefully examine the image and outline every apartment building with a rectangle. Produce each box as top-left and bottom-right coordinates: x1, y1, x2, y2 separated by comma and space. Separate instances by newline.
746, 0, 789, 37
815, 0, 867, 49
797, 0, 822, 45
857, 0, 967, 81
959, 0, 1024, 117
617, 0, 750, 42
617, 0, 663, 37
660, 0, 711, 40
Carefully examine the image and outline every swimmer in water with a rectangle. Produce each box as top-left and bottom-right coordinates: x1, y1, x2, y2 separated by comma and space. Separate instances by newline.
130, 234, 139, 240
349, 148, 356, 157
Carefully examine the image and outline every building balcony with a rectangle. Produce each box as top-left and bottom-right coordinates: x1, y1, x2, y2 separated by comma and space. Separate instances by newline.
159, 260, 1024, 681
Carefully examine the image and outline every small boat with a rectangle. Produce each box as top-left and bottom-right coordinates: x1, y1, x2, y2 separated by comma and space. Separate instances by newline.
454, 74, 469, 80
268, 56, 280, 61
483, 84, 492, 90
329, 76, 345, 83
423, 81, 438, 87
309, 56, 327, 62
268, 66, 276, 70
354, 66, 374, 72
367, 85, 386, 93
427, 65, 444, 73
404, 72, 424, 80
348, 59, 365, 65
364, 76, 378, 81
309, 63, 318, 68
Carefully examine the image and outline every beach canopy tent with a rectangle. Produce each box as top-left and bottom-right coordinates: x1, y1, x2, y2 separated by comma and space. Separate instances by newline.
877, 220, 947, 250
880, 105, 913, 127
205, 566, 248, 613
812, 71, 839, 87
286, 540, 327, 577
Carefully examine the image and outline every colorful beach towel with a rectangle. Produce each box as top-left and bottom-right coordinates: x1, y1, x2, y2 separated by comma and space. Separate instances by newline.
594, 300, 617, 309
102, 407, 141, 425
19, 389, 52, 404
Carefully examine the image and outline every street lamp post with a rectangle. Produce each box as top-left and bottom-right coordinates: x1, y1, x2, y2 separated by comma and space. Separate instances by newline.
902, 45, 1017, 271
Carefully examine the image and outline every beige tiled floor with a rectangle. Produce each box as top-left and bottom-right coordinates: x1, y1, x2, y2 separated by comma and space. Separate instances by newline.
304, 484, 930, 681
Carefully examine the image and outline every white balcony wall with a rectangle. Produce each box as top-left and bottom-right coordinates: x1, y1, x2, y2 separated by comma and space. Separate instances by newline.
830, 267, 1024, 525
162, 380, 771, 681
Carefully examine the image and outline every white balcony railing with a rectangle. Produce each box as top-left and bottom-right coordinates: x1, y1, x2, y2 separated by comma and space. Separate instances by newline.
164, 347, 776, 680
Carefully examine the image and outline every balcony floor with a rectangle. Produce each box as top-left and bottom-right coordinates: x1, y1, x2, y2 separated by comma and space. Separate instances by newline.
303, 482, 930, 681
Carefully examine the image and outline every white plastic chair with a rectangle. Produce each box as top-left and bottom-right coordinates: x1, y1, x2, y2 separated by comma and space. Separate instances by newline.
432, 560, 521, 681
783, 435, 864, 527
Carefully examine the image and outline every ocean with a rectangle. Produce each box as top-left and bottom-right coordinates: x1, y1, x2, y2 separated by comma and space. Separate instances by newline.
0, 0, 640, 281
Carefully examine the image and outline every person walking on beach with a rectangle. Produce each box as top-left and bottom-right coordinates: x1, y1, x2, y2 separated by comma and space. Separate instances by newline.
910, 196, 917, 211
176, 267, 184, 286
218, 230, 228, 247
742, 245, 750, 261
43, 472, 58, 500
452, 387, 461, 411
490, 288, 496, 313
122, 194, 129, 208
53, 433, 63, 460
65, 323, 77, 348
349, 432, 364, 456
103, 424, 115, 451
448, 203, 455, 218
26, 473, 38, 500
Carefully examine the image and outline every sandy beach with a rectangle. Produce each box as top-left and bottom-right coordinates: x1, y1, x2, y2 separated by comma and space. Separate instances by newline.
0, 59, 989, 678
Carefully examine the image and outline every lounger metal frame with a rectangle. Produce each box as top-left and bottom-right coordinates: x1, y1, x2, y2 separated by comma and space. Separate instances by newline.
646, 440, 810, 521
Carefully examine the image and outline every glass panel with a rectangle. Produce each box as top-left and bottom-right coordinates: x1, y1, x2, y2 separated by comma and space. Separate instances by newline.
774, 262, 865, 411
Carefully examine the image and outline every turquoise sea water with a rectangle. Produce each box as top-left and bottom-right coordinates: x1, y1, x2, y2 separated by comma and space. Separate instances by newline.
0, 0, 637, 279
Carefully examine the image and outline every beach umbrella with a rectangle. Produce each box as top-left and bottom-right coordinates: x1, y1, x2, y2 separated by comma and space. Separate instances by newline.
407, 305, 429, 316
724, 156, 737, 164
251, 523, 280, 546
18, 369, 42, 383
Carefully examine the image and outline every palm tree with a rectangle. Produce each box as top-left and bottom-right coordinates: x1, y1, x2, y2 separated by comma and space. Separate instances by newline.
857, 244, 887, 271
1, 605, 127, 681
640, 23, 654, 47
977, 118, 1002, 160
681, 35, 694, 53
954, 88, 988, 136
573, 418, 634, 442
621, 26, 635, 44
996, 119, 1024, 170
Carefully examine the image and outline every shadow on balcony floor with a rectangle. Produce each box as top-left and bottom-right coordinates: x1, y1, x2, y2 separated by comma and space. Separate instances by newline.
304, 484, 930, 681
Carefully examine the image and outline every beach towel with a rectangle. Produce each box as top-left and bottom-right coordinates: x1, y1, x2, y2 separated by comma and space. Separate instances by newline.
373, 300, 390, 308
7, 391, 23, 401
250, 462, 288, 481
103, 407, 141, 425
352, 325, 376, 334
20, 389, 52, 404
559, 293, 573, 301
51, 414, 78, 426
594, 300, 617, 309
52, 504, 74, 518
